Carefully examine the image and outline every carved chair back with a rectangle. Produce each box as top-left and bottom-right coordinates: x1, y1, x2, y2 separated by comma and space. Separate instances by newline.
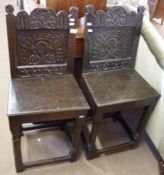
46, 0, 107, 18
5, 5, 78, 78
83, 5, 144, 72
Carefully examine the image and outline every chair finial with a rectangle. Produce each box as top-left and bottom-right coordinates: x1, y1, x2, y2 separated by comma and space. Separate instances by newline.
70, 6, 78, 16
137, 6, 145, 14
5, 5, 14, 15
86, 5, 94, 14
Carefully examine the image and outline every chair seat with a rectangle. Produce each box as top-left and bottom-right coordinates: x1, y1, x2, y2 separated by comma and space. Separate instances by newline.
8, 74, 89, 116
82, 70, 159, 109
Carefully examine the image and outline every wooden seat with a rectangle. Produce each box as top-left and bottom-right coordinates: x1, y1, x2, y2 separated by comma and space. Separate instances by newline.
81, 5, 160, 159
9, 75, 88, 116
6, 5, 89, 172
83, 70, 158, 108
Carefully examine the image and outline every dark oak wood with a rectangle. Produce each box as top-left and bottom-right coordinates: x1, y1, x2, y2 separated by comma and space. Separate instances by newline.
83, 5, 144, 72
8, 76, 89, 117
21, 1, 107, 80
6, 5, 79, 78
6, 5, 89, 172
82, 70, 158, 109
81, 5, 160, 159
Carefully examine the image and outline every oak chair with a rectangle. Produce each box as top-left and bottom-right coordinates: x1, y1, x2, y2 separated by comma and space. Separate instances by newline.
6, 5, 89, 172
81, 5, 160, 159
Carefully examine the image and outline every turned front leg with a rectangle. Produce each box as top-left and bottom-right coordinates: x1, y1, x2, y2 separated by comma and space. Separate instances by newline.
9, 119, 24, 172
70, 116, 84, 161
134, 103, 156, 147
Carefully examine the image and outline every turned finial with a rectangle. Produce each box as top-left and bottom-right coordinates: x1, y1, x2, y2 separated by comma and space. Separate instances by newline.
137, 6, 145, 14
86, 5, 94, 14
5, 5, 14, 15
70, 6, 78, 16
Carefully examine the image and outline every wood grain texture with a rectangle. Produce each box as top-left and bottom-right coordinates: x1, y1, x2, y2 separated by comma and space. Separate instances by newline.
83, 70, 159, 108
8, 75, 89, 116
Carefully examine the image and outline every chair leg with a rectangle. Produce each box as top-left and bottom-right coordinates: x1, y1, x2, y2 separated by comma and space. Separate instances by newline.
9, 119, 24, 172
87, 110, 102, 159
89, 110, 102, 145
81, 118, 90, 148
70, 116, 84, 162
134, 104, 156, 144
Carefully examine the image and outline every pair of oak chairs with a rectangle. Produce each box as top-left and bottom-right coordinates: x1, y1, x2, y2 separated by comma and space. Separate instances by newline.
5, 4, 159, 172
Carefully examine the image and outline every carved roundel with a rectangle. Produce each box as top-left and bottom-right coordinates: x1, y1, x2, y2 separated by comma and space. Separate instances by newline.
35, 40, 55, 58
89, 32, 122, 60
104, 36, 121, 56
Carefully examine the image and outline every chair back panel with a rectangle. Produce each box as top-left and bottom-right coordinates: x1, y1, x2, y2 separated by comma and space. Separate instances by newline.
83, 5, 144, 72
6, 5, 78, 78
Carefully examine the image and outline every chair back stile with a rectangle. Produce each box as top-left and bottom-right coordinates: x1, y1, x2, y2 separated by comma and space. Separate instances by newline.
5, 5, 78, 78
83, 5, 145, 72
